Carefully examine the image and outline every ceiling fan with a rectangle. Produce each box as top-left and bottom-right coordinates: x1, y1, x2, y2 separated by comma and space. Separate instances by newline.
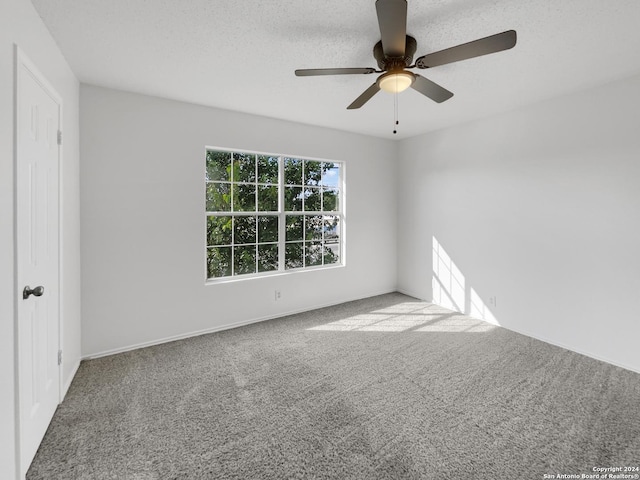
295, 0, 516, 110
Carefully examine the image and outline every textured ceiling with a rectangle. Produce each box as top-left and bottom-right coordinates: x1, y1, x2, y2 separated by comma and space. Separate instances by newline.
31, 0, 640, 139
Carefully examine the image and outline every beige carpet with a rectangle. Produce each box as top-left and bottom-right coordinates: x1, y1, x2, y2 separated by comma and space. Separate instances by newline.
28, 293, 640, 479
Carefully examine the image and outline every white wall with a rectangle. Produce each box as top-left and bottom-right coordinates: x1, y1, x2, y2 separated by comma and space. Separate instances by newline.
80, 85, 397, 357
398, 73, 640, 373
0, 0, 81, 477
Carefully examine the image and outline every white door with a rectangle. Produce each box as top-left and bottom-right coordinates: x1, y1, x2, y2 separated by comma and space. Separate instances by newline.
16, 50, 61, 475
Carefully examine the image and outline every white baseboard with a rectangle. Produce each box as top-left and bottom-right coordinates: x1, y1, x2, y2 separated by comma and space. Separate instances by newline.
427, 299, 640, 375
501, 324, 640, 375
396, 287, 427, 301
82, 288, 397, 360
61, 359, 80, 402
83, 289, 639, 375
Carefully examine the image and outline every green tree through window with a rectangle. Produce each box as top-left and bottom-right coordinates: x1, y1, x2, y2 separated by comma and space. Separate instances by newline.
206, 149, 342, 279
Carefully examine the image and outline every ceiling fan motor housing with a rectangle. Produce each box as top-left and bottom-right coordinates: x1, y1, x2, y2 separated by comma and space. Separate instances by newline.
374, 35, 417, 70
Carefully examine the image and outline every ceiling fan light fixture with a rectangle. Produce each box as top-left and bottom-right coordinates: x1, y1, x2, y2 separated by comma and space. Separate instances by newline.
378, 71, 415, 93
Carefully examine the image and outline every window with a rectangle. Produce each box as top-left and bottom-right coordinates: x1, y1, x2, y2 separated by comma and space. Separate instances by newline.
206, 148, 343, 280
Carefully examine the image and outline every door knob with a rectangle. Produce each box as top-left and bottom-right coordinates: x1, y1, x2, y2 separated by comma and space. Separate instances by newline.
23, 285, 44, 299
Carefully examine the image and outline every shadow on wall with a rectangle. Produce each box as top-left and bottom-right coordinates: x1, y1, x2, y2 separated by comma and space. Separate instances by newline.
432, 236, 499, 326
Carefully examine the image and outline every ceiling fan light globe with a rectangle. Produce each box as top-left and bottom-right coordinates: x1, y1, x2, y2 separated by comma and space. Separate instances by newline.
378, 71, 415, 93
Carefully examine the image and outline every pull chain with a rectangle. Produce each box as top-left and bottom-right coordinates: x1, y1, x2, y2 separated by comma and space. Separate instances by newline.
393, 91, 399, 135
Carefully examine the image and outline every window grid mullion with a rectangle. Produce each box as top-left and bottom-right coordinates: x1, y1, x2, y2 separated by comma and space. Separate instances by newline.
253, 155, 258, 275
302, 161, 306, 269
228, 152, 234, 276
278, 155, 285, 272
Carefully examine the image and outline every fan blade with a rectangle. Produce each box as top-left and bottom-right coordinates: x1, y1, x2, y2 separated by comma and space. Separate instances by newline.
411, 74, 453, 103
415, 30, 517, 69
347, 83, 380, 109
375, 0, 407, 57
295, 68, 376, 76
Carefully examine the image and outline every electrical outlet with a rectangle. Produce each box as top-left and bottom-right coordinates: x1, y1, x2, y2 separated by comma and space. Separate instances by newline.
489, 296, 497, 307
275, 290, 281, 301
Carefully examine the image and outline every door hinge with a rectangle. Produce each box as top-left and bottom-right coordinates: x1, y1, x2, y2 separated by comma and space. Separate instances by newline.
57, 130, 62, 146
57, 350, 62, 366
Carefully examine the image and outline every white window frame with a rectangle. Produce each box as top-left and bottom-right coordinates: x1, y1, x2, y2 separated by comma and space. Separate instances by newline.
205, 146, 345, 282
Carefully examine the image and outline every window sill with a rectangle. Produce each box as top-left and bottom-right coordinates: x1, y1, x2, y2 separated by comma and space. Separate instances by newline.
205, 263, 345, 285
